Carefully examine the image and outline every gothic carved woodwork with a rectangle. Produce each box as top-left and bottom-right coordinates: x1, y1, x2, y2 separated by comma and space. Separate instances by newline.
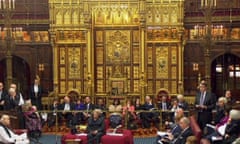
49, 0, 184, 100
106, 30, 130, 64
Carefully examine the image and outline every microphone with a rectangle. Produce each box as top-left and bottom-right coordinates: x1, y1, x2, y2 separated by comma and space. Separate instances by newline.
113, 125, 122, 133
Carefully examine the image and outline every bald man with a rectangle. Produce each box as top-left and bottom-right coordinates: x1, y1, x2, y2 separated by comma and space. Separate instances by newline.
0, 114, 29, 143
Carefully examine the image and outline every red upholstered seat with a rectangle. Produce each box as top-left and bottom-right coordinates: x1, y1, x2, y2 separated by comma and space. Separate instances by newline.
62, 119, 133, 144
14, 129, 28, 135
62, 133, 88, 144
189, 115, 202, 144
101, 130, 133, 144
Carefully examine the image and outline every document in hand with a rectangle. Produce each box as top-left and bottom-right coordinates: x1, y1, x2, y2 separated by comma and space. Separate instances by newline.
157, 131, 168, 137
217, 123, 227, 136
211, 136, 223, 141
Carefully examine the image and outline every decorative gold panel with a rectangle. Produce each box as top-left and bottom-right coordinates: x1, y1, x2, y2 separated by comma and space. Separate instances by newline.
163, 81, 169, 91
156, 81, 161, 90
134, 80, 139, 93
68, 81, 74, 89
60, 47, 66, 65
97, 80, 104, 93
147, 28, 179, 41
76, 81, 81, 92
68, 48, 81, 78
147, 81, 153, 93
96, 31, 103, 43
156, 47, 168, 78
92, 5, 139, 25
96, 47, 104, 64
171, 46, 177, 64
60, 67, 66, 79
133, 31, 139, 42
133, 47, 139, 64
147, 67, 153, 79
147, 47, 153, 64
106, 30, 130, 63
60, 81, 66, 93
56, 30, 86, 43
171, 66, 177, 79
133, 67, 139, 79
146, 2, 183, 26
171, 81, 177, 94
96, 67, 103, 79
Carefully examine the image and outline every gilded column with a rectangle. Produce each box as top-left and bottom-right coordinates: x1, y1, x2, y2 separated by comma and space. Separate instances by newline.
139, 0, 146, 101
178, 28, 185, 94
49, 0, 58, 93
84, 1, 93, 96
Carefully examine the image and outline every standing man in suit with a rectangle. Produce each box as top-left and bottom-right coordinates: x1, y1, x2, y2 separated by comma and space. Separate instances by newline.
0, 82, 7, 110
195, 83, 216, 130
30, 78, 43, 110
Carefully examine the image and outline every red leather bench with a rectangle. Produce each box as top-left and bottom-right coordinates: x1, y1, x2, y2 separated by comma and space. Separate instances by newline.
62, 130, 133, 144
189, 115, 202, 144
61, 119, 133, 144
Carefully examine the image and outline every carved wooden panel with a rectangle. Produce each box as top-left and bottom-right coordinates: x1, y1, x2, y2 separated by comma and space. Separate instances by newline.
94, 29, 140, 94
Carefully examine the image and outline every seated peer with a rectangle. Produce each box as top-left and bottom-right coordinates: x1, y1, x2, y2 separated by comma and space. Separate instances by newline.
158, 95, 171, 124
86, 109, 105, 144
83, 96, 95, 120
200, 105, 231, 143
156, 112, 183, 144
214, 97, 228, 124
201, 109, 240, 144
47, 99, 61, 127
72, 98, 86, 125
94, 98, 107, 117
59, 96, 75, 127
176, 94, 188, 111
159, 117, 193, 144
166, 108, 185, 129
141, 95, 160, 129
109, 99, 122, 128
0, 114, 29, 143
219, 109, 240, 144
122, 99, 137, 129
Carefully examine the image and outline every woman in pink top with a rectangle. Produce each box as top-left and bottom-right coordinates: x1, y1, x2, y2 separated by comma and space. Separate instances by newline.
123, 100, 136, 117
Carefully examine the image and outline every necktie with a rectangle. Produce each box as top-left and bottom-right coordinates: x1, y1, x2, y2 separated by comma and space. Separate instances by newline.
200, 92, 205, 105
163, 103, 166, 110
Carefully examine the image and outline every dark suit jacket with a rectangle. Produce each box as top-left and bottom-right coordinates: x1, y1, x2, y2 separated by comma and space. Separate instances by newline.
172, 127, 193, 144
4, 94, 21, 110
29, 84, 42, 109
86, 116, 105, 133
158, 102, 171, 110
59, 102, 75, 111
178, 101, 188, 111
0, 91, 7, 110
195, 91, 216, 112
84, 103, 95, 111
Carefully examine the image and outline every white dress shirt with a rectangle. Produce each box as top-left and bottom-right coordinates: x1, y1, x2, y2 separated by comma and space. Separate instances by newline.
0, 126, 29, 144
